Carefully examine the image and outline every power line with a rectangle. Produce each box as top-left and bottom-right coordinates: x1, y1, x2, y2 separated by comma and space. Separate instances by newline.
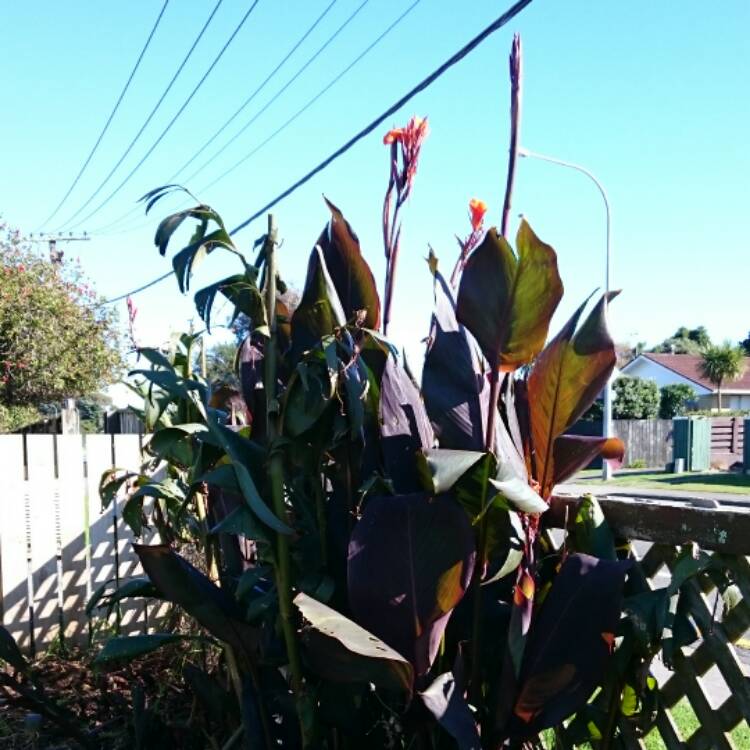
228, 0, 533, 235
64, 0, 262, 232
96, 271, 174, 307
89, 0, 363, 236
96, 0, 533, 306
39, 0, 170, 230
173, 0, 341, 183
181, 0, 373, 187
199, 0, 419, 194
55, 0, 225, 232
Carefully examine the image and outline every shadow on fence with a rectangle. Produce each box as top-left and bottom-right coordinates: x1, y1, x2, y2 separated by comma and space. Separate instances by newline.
0, 434, 158, 655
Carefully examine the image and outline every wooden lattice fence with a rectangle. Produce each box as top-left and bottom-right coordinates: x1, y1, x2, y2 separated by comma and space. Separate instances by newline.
548, 495, 750, 749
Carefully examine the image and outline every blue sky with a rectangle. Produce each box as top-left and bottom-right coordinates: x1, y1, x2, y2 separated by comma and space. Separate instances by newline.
2, 0, 749, 374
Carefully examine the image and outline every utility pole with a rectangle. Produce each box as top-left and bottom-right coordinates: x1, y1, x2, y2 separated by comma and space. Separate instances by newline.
25, 232, 91, 265
25, 234, 90, 435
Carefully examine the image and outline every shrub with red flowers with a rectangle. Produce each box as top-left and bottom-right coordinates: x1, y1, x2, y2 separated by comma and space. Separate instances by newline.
0, 221, 123, 422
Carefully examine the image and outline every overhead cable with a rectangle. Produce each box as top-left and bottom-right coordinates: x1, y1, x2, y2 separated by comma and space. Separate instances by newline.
39, 0, 170, 228
63, 0, 261, 231
90, 0, 362, 235
95, 0, 533, 306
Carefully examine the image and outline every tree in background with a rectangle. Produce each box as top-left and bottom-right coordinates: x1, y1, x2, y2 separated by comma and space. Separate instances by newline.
650, 326, 711, 354
0, 222, 123, 430
612, 376, 660, 419
699, 343, 746, 411
205, 340, 238, 387
659, 383, 696, 418
739, 330, 750, 356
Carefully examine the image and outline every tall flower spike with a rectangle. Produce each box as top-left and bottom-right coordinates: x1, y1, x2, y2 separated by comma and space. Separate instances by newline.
381, 115, 429, 335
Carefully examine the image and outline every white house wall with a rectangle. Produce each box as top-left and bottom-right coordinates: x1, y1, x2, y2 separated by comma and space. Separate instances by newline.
620, 358, 711, 394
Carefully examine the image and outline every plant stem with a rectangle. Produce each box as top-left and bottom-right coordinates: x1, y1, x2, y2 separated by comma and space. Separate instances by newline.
263, 215, 309, 746
314, 457, 328, 568
601, 678, 623, 750
470, 34, 523, 708
383, 202, 402, 335
469, 377, 499, 702
221, 724, 244, 750
501, 34, 522, 238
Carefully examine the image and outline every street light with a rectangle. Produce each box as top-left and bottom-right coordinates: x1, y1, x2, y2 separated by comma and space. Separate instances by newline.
517, 147, 614, 479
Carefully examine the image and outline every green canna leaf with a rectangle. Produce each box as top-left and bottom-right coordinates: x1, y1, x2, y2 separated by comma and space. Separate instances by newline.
456, 220, 562, 372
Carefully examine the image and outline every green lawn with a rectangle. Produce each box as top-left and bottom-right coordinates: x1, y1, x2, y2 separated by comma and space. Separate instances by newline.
540, 699, 750, 748
573, 469, 750, 495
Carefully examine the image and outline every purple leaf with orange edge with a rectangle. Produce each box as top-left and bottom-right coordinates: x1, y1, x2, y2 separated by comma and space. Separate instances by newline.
347, 492, 475, 675
504, 553, 631, 740
552, 434, 626, 487
456, 220, 563, 372
528, 292, 620, 498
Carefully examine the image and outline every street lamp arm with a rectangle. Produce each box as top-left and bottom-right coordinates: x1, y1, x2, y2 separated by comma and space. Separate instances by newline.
518, 147, 611, 293
518, 145, 614, 479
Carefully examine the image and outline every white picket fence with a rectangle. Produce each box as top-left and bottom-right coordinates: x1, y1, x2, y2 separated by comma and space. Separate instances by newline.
0, 433, 157, 654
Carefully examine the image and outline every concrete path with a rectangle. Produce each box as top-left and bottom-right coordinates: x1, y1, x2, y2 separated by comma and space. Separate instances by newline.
557, 481, 750, 509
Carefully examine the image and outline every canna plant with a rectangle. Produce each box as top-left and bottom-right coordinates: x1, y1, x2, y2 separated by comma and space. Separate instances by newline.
98, 168, 632, 747
89, 42, 718, 750
92, 140, 727, 748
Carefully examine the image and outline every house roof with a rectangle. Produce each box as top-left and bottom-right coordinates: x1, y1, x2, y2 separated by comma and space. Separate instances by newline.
640, 353, 750, 392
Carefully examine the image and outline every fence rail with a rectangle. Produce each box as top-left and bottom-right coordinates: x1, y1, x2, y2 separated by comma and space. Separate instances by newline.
570, 419, 674, 468
711, 417, 745, 467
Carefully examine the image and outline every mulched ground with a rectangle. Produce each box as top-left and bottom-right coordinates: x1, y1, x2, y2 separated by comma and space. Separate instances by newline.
0, 645, 200, 749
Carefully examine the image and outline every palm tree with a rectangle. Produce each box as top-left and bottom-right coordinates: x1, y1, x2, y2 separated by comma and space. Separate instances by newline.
699, 343, 746, 411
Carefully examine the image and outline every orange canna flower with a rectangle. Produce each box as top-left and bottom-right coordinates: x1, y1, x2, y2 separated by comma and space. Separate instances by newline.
469, 198, 488, 231
383, 128, 403, 145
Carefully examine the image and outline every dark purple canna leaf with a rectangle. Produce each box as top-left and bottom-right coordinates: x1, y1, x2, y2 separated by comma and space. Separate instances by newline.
238, 334, 265, 437
294, 593, 414, 697
423, 268, 488, 451
318, 197, 381, 329
422, 266, 526, 478
456, 221, 563, 372
380, 354, 435, 493
505, 553, 631, 739
420, 672, 480, 750
347, 493, 475, 675
134, 545, 259, 659
552, 434, 625, 487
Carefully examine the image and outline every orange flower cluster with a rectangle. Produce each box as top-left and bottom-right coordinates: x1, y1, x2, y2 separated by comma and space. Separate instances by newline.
383, 115, 429, 146
383, 116, 429, 205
